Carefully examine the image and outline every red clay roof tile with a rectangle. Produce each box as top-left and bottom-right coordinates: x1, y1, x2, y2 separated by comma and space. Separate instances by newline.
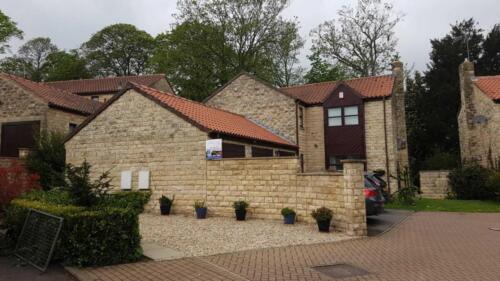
281, 75, 395, 104
46, 74, 165, 95
130, 83, 296, 147
474, 76, 500, 101
0, 73, 101, 115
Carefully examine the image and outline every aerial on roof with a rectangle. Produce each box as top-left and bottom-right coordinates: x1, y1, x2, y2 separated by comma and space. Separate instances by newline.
281, 75, 395, 104
474, 76, 500, 101
45, 74, 167, 95
0, 73, 101, 115
67, 82, 296, 148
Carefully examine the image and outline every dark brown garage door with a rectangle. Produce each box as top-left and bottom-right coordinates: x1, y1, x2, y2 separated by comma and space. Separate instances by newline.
0, 121, 40, 157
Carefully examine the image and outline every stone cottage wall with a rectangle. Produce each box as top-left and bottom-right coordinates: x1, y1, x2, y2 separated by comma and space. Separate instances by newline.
205, 74, 297, 143
65, 90, 208, 214
420, 170, 450, 199
364, 99, 398, 189
45, 108, 87, 135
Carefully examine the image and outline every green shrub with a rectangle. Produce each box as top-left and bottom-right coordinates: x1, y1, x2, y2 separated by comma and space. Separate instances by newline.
311, 207, 333, 222
233, 200, 249, 210
422, 151, 459, 170
20, 188, 72, 205
159, 195, 174, 206
64, 161, 111, 207
26, 130, 66, 190
103, 191, 151, 213
448, 163, 494, 200
281, 207, 296, 216
5, 198, 142, 266
486, 171, 500, 199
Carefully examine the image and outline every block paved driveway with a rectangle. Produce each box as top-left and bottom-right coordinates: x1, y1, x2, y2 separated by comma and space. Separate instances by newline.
75, 212, 500, 281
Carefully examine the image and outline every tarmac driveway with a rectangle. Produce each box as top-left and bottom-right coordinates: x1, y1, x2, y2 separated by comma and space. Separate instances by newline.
64, 211, 500, 281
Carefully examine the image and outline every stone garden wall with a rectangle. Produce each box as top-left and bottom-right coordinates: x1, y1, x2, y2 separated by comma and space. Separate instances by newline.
420, 170, 450, 199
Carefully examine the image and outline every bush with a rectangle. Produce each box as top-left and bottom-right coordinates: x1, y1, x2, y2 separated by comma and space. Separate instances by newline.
448, 163, 495, 200
20, 188, 72, 205
64, 161, 111, 207
486, 171, 500, 199
281, 207, 296, 216
0, 159, 40, 210
5, 198, 142, 266
26, 130, 66, 190
159, 195, 174, 206
422, 151, 459, 170
233, 200, 249, 210
103, 191, 151, 213
311, 207, 333, 222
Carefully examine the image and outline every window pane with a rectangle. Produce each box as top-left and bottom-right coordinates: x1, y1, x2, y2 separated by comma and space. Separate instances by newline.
328, 117, 342, 126
344, 106, 358, 116
344, 115, 359, 125
328, 108, 341, 117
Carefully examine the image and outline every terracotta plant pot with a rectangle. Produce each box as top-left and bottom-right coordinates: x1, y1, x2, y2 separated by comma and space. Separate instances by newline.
160, 204, 171, 215
235, 209, 246, 221
316, 219, 331, 232
195, 207, 208, 219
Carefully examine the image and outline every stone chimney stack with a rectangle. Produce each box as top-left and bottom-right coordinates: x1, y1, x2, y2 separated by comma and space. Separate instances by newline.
459, 59, 476, 127
390, 60, 409, 188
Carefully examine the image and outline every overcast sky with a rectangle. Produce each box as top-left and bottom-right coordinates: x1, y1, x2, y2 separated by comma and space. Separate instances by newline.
1, 0, 500, 72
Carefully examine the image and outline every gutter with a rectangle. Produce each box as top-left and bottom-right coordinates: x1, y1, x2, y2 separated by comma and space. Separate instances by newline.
383, 96, 391, 194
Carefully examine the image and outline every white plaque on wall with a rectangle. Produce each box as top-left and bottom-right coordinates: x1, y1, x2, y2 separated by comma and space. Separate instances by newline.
138, 170, 150, 190
120, 170, 132, 190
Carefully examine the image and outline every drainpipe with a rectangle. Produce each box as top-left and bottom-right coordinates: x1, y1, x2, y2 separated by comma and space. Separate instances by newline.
383, 96, 391, 194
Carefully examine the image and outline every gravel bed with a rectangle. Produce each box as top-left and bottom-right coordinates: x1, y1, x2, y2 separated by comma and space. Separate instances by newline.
140, 213, 351, 257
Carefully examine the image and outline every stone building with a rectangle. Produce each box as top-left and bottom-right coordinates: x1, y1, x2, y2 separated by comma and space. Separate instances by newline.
65, 83, 368, 235
205, 62, 409, 192
46, 74, 172, 103
0, 73, 101, 157
458, 60, 500, 167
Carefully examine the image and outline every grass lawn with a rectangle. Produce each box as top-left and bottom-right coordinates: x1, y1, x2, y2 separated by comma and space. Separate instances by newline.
386, 198, 500, 213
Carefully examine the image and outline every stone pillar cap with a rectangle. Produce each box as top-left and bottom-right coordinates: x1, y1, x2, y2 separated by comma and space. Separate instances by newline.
340, 159, 366, 164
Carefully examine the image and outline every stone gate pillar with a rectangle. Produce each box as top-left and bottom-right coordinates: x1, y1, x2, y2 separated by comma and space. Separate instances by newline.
342, 159, 367, 236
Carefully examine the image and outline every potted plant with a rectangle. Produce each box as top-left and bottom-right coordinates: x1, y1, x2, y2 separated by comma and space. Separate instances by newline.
233, 200, 249, 221
159, 195, 174, 215
311, 207, 333, 232
281, 207, 296, 224
194, 200, 208, 219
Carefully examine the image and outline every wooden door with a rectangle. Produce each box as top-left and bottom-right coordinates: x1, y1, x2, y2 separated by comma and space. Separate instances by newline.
0, 121, 40, 157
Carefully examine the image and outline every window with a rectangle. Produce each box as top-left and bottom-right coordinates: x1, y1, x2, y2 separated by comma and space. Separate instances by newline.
69, 123, 78, 132
275, 150, 296, 157
327, 106, 359, 126
91, 96, 99, 101
327, 108, 342, 126
222, 142, 245, 158
344, 106, 359, 125
299, 107, 304, 128
251, 146, 273, 157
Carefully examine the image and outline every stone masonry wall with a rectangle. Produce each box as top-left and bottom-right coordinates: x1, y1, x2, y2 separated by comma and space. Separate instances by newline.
364, 99, 398, 190
205, 74, 298, 143
206, 158, 366, 235
45, 108, 87, 135
0, 76, 48, 151
65, 90, 208, 214
301, 106, 326, 172
459, 85, 500, 167
420, 170, 450, 199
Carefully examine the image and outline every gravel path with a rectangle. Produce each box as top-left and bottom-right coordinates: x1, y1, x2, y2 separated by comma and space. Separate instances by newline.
140, 213, 351, 257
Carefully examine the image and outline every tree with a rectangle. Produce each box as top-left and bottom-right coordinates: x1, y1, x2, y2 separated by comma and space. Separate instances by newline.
424, 19, 483, 156
26, 130, 66, 190
478, 24, 500, 75
0, 37, 58, 81
310, 0, 402, 77
44, 50, 91, 81
156, 0, 303, 99
82, 23, 155, 76
272, 21, 305, 87
18, 37, 59, 81
150, 22, 231, 101
304, 50, 348, 83
0, 10, 23, 54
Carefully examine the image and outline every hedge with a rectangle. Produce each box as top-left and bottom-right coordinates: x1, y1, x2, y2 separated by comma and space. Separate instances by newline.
6, 198, 143, 266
